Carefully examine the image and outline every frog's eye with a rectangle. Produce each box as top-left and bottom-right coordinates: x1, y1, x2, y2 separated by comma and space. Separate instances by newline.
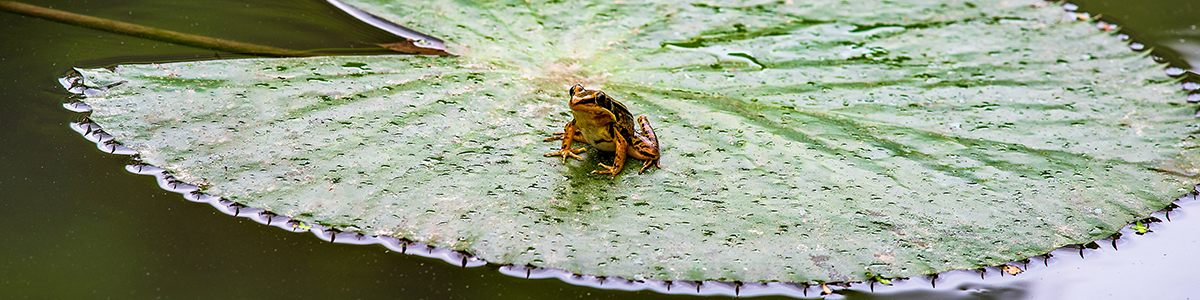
595, 91, 612, 103
569, 84, 584, 97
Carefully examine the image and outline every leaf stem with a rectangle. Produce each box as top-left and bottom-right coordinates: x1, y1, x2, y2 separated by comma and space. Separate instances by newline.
0, 1, 318, 57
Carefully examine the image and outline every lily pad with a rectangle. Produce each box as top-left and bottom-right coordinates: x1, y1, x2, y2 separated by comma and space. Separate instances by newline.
71, 0, 1198, 282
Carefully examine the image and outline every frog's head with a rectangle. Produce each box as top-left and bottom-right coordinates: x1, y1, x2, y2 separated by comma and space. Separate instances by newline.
567, 84, 609, 113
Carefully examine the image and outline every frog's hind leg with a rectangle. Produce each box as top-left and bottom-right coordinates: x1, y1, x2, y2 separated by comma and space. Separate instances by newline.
637, 116, 659, 148
629, 150, 660, 174
631, 116, 661, 173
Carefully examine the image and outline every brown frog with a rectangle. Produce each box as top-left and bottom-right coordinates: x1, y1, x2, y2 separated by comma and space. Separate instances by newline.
544, 84, 660, 178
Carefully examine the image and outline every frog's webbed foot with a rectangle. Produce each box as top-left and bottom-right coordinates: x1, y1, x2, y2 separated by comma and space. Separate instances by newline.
591, 162, 622, 180
545, 148, 586, 164
638, 158, 660, 174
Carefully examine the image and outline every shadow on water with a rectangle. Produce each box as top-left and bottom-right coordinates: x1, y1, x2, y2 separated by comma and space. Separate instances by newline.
3, 0, 1200, 299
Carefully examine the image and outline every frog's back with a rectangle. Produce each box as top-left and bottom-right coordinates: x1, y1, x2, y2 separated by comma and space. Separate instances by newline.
596, 93, 637, 138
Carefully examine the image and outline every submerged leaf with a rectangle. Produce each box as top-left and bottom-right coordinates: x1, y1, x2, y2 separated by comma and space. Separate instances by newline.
72, 0, 1197, 282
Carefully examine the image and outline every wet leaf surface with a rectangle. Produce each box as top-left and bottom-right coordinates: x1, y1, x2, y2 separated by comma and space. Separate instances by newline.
73, 0, 1197, 282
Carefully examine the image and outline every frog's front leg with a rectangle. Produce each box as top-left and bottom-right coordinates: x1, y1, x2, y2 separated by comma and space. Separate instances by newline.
544, 120, 587, 163
592, 131, 627, 179
628, 116, 661, 174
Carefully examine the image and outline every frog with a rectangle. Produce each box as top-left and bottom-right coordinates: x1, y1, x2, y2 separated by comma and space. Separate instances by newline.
544, 84, 660, 179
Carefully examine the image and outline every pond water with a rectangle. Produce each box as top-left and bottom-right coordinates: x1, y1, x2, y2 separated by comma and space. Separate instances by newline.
1, 0, 1198, 299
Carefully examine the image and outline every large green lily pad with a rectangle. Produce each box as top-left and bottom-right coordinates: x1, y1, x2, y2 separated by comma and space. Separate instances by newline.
72, 0, 1198, 282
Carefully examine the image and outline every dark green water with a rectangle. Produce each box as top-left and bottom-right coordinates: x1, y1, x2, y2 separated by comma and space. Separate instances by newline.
1, 0, 1197, 299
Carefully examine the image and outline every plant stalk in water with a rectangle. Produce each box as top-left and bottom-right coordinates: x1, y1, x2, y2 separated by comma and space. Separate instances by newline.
0, 1, 316, 57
